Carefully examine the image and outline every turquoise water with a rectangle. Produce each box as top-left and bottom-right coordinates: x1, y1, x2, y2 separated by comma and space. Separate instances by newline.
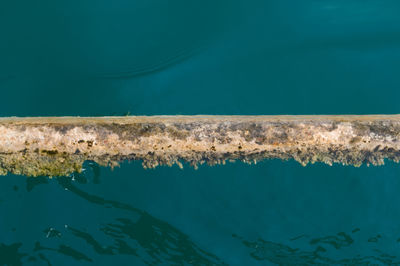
1, 1, 400, 265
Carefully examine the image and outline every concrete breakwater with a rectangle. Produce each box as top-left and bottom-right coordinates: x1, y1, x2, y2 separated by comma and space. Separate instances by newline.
1, 115, 400, 177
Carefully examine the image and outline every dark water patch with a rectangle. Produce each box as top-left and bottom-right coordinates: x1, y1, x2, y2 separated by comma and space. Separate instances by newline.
67, 226, 114, 255
0, 243, 26, 266
26, 176, 49, 192
368, 235, 382, 243
37, 253, 52, 266
290, 234, 308, 241
309, 232, 354, 249
57, 176, 134, 211
101, 216, 226, 265
89, 162, 101, 184
34, 242, 93, 262
55, 175, 225, 265
234, 232, 400, 265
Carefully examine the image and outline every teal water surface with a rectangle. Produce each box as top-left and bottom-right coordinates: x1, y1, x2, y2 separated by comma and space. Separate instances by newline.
1, 1, 400, 265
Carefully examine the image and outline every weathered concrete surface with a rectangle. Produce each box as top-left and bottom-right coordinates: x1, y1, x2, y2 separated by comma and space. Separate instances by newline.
1, 115, 400, 177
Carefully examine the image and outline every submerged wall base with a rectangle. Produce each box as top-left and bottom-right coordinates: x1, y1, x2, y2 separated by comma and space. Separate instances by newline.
1, 115, 400, 177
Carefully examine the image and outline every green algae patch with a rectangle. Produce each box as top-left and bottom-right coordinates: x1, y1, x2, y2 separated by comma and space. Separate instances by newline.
0, 153, 86, 177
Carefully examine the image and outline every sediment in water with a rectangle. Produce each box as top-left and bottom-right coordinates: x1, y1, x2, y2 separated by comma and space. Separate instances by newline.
1, 115, 400, 177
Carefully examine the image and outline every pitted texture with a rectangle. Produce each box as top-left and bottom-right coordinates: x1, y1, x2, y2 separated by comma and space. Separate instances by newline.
1, 115, 400, 177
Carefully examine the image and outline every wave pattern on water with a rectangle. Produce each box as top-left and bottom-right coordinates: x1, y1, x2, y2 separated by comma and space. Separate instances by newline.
233, 232, 400, 265
1, 171, 226, 265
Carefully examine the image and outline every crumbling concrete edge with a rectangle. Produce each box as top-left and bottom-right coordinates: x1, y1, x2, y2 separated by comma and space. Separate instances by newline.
1, 115, 400, 177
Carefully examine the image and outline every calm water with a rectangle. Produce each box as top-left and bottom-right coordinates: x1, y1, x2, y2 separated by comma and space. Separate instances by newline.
1, 1, 400, 265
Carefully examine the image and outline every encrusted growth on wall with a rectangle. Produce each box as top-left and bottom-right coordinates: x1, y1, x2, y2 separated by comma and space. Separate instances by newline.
1, 115, 400, 177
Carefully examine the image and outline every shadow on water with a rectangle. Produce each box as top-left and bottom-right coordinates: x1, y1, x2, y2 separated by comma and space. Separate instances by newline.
3, 163, 400, 265
0, 243, 27, 266
55, 175, 226, 265
34, 243, 93, 263
233, 232, 400, 265
12, 164, 226, 265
